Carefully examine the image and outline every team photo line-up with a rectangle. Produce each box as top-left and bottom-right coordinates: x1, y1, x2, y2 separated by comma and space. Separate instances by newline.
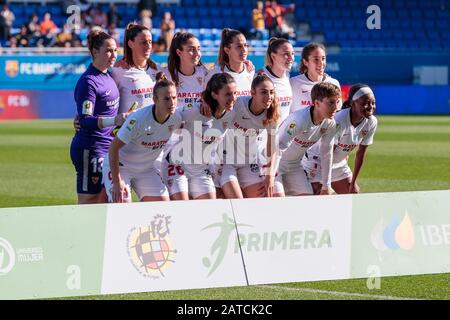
70, 23, 377, 205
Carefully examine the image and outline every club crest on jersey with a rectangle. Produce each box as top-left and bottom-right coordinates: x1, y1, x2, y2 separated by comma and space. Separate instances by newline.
168, 125, 174, 133
82, 100, 93, 115
223, 121, 228, 129
287, 122, 296, 136
126, 119, 137, 131
320, 128, 327, 135
91, 176, 99, 185
183, 103, 193, 112
197, 77, 203, 86
362, 130, 368, 137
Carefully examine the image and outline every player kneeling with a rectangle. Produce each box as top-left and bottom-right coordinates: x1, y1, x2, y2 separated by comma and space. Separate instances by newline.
302, 84, 377, 194
103, 73, 182, 203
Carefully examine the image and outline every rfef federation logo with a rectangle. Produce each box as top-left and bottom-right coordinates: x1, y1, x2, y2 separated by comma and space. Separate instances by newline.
127, 214, 177, 278
371, 210, 415, 251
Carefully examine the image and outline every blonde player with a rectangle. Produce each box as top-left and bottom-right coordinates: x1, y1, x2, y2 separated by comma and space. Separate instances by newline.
104, 74, 182, 203
290, 42, 341, 113
219, 73, 280, 199
259, 37, 294, 122
274, 82, 341, 197
165, 73, 237, 199
162, 31, 209, 200
111, 23, 163, 113
302, 84, 377, 194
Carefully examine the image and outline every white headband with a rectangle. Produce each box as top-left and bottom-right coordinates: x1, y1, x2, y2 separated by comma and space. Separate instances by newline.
352, 87, 374, 101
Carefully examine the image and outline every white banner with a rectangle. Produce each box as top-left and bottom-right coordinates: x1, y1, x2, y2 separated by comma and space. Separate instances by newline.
101, 200, 247, 295
231, 195, 353, 285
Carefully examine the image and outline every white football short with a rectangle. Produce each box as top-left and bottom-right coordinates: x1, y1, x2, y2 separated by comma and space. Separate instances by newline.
274, 160, 313, 195
219, 164, 265, 188
301, 156, 352, 184
102, 158, 169, 202
162, 160, 215, 198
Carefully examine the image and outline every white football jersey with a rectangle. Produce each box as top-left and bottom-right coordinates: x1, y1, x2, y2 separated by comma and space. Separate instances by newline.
278, 106, 336, 188
290, 73, 342, 113
111, 63, 162, 113
307, 108, 378, 167
174, 103, 235, 164
279, 107, 336, 162
261, 66, 293, 122
163, 65, 208, 109
205, 64, 254, 97
116, 105, 183, 170
224, 96, 276, 165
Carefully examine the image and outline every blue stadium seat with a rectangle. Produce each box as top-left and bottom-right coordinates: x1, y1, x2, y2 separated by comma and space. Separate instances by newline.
295, 10, 307, 20
333, 20, 343, 29
341, 10, 351, 19
199, 19, 212, 29
322, 20, 332, 30
211, 18, 223, 29
305, 8, 318, 19
184, 0, 195, 6
424, 10, 436, 19
222, 8, 232, 17
198, 8, 209, 17
424, 20, 435, 29
325, 31, 338, 42
329, 10, 340, 19
436, 20, 449, 29
411, 20, 423, 30
210, 8, 220, 17
410, 10, 422, 19
309, 20, 321, 32
189, 18, 200, 29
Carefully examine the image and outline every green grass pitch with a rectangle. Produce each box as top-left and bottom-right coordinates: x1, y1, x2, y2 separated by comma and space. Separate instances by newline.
0, 116, 449, 300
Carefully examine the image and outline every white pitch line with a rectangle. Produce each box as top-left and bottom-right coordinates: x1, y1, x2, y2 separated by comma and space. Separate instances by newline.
257, 285, 423, 300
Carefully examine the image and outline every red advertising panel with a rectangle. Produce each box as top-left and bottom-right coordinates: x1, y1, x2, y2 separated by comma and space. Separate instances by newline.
0, 90, 39, 120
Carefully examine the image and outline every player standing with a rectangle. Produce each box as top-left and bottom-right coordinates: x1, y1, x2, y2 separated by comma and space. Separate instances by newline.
112, 23, 163, 113
70, 30, 126, 204
206, 28, 254, 97
259, 37, 294, 122
290, 42, 342, 113
205, 28, 255, 198
162, 32, 209, 200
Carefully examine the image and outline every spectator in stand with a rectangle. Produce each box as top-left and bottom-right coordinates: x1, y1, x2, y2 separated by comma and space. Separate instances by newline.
8, 35, 17, 48
160, 11, 175, 52
27, 13, 40, 37
92, 6, 107, 29
107, 4, 121, 28
107, 23, 120, 47
264, 0, 295, 38
252, 1, 265, 40
70, 29, 82, 47
14, 25, 30, 47
138, 0, 157, 16
40, 12, 57, 36
56, 24, 72, 47
0, 4, 15, 41
139, 9, 153, 30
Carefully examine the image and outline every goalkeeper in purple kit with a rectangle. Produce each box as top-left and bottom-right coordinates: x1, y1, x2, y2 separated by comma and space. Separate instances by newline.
70, 29, 126, 204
